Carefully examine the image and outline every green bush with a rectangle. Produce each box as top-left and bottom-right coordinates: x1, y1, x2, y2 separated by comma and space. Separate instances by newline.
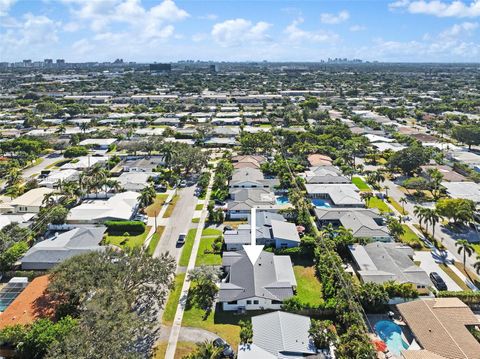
437, 291, 480, 304
64, 146, 89, 158
105, 221, 145, 235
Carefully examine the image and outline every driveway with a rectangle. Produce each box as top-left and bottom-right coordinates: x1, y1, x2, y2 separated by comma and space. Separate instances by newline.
22, 153, 65, 179
153, 185, 197, 263
414, 251, 462, 291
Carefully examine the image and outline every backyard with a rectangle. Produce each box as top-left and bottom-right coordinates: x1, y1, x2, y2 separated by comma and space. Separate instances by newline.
293, 265, 324, 307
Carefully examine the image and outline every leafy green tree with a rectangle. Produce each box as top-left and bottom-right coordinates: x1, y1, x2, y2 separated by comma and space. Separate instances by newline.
139, 184, 156, 208
0, 241, 29, 272
0, 316, 77, 359
387, 145, 430, 175
435, 198, 475, 225
239, 320, 253, 344
386, 217, 405, 240
309, 319, 336, 349
452, 124, 480, 150
64, 146, 89, 158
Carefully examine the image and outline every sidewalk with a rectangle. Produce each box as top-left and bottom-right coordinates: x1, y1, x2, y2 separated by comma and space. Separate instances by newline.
164, 167, 215, 359
143, 190, 175, 250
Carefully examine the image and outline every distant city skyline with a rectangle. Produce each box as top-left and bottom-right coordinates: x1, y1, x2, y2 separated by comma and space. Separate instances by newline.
1, 0, 479, 63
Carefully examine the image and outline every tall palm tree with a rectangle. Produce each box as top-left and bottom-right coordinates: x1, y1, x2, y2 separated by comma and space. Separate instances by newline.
414, 205, 428, 231
473, 255, 480, 275
426, 208, 441, 241
360, 192, 373, 206
455, 239, 474, 272
383, 185, 390, 199
139, 185, 156, 208
184, 340, 222, 359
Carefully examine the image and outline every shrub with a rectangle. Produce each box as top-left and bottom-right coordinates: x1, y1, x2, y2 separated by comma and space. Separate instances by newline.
64, 146, 89, 158
437, 290, 480, 304
105, 221, 145, 235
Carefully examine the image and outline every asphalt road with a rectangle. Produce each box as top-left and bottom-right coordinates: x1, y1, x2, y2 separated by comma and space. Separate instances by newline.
153, 185, 197, 264
22, 153, 65, 179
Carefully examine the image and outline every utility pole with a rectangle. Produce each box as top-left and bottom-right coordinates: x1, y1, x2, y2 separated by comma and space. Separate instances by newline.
154, 210, 158, 230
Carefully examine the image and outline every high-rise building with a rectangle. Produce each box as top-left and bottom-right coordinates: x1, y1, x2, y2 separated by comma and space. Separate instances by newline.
56, 59, 65, 66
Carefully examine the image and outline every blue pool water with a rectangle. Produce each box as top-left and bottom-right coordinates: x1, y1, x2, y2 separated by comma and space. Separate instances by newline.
275, 196, 289, 205
311, 199, 332, 208
374, 320, 409, 356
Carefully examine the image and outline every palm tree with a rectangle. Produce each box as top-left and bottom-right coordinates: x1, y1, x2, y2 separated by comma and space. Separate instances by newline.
360, 192, 373, 206
383, 185, 390, 199
414, 205, 428, 231
455, 239, 474, 272
473, 255, 480, 275
79, 122, 89, 133
139, 185, 156, 208
426, 168, 444, 199
426, 208, 441, 241
399, 197, 408, 215
184, 340, 222, 359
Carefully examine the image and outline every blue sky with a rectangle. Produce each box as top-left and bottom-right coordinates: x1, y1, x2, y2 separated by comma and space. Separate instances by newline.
0, 0, 479, 62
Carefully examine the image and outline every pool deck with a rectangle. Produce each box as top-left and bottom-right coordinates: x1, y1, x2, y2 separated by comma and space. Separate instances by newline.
368, 313, 415, 359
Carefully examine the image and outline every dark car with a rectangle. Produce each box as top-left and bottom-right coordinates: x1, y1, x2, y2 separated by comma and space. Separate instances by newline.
213, 338, 234, 358
430, 272, 447, 291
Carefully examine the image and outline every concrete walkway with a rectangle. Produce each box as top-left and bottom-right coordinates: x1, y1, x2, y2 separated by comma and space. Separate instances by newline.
159, 326, 218, 342
164, 166, 215, 359
143, 190, 175, 250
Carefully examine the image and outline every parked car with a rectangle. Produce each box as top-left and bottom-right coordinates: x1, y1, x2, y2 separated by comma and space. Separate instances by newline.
430, 272, 447, 291
179, 180, 187, 187
134, 214, 148, 224
176, 232, 186, 246
213, 338, 234, 358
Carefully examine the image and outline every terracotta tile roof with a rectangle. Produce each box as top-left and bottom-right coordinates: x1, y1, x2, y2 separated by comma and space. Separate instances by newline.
307, 154, 333, 167
0, 276, 55, 329
397, 298, 480, 359
402, 350, 449, 359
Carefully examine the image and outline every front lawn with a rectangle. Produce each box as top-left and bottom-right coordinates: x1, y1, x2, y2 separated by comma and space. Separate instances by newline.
104, 226, 151, 250
293, 265, 324, 307
367, 197, 391, 213
399, 224, 426, 249
178, 228, 198, 267
163, 273, 186, 325
387, 197, 408, 215
195, 236, 222, 266
147, 226, 165, 256
201, 228, 222, 237
352, 176, 371, 191
163, 195, 179, 218
145, 194, 169, 217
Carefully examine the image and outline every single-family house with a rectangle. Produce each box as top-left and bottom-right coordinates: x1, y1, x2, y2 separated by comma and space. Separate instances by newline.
39, 169, 79, 188
349, 242, 431, 290
218, 248, 297, 311
119, 156, 165, 172
398, 298, 480, 359
237, 311, 318, 359
303, 166, 350, 184
116, 172, 156, 191
0, 188, 55, 214
306, 184, 363, 207
21, 227, 106, 270
229, 168, 278, 190
60, 156, 108, 170
78, 138, 117, 150
227, 188, 285, 219
67, 191, 139, 224
314, 208, 390, 241
441, 181, 480, 204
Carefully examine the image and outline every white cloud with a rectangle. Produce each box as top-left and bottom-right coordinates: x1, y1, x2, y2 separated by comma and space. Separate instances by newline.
350, 24, 367, 31
198, 14, 217, 20
211, 18, 272, 47
284, 18, 339, 43
390, 0, 480, 17
63, 21, 81, 32
440, 21, 478, 37
72, 38, 94, 54
320, 10, 350, 24
192, 33, 208, 42
0, 0, 16, 16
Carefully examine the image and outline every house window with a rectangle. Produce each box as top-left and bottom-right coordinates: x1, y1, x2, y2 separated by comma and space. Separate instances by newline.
246, 300, 252, 305
253, 300, 259, 305
227, 301, 237, 305
272, 300, 282, 305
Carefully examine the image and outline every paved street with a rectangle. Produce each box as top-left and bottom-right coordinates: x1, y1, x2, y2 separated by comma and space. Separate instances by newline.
22, 153, 65, 179
153, 185, 197, 264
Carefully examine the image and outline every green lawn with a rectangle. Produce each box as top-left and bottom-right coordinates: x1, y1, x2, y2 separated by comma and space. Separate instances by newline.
387, 197, 408, 215
195, 203, 204, 211
195, 236, 222, 266
178, 228, 198, 267
399, 224, 426, 249
147, 226, 165, 256
293, 266, 324, 307
367, 197, 391, 213
162, 273, 186, 325
438, 264, 470, 291
352, 176, 371, 191
104, 226, 151, 250
201, 228, 222, 237
145, 194, 169, 217
473, 243, 480, 256
182, 304, 259, 350
163, 195, 179, 218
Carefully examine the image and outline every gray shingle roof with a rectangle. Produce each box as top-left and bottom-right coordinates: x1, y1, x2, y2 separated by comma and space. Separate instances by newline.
219, 250, 296, 302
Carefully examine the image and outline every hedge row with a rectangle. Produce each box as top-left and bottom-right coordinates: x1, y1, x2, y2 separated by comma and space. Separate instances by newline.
437, 291, 480, 304
105, 221, 145, 235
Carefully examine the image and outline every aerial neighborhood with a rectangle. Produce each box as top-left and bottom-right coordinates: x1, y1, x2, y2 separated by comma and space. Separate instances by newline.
0, 59, 479, 359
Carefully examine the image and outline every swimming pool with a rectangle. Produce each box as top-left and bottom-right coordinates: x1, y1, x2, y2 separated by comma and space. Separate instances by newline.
374, 320, 409, 356
275, 196, 289, 205
311, 199, 332, 208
